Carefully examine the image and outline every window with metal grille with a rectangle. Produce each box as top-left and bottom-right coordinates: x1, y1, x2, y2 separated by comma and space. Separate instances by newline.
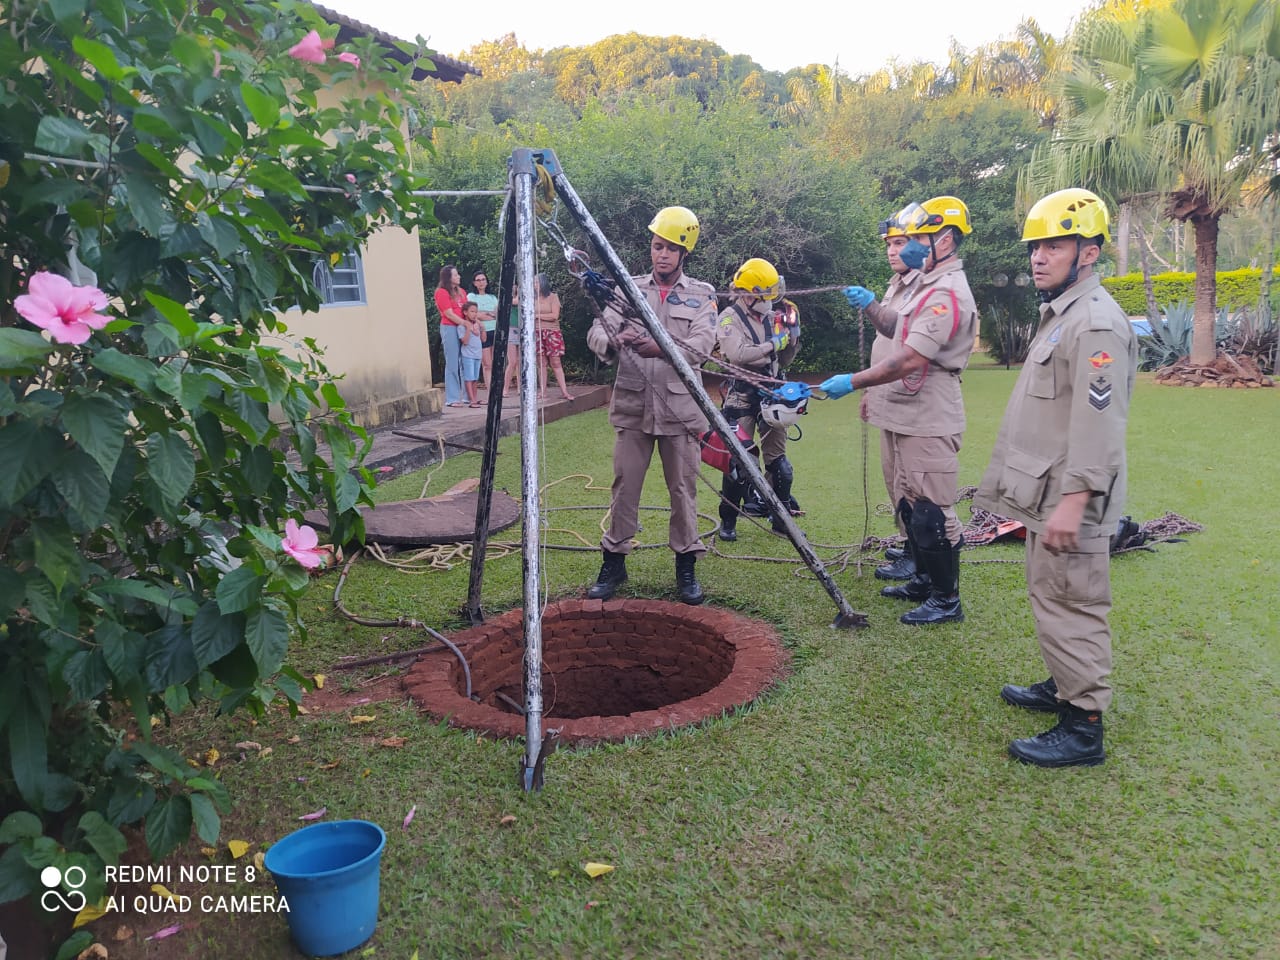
312, 253, 366, 306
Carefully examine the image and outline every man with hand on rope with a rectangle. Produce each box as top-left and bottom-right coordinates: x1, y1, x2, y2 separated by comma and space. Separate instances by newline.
976, 188, 1137, 768
585, 206, 719, 604
859, 211, 927, 580
715, 257, 803, 539
821, 196, 978, 626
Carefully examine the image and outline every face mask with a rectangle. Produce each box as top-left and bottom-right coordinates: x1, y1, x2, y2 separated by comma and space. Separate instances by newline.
749, 299, 772, 316
900, 239, 928, 271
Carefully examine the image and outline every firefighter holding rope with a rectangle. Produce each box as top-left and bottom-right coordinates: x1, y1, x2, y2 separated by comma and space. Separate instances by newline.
584, 206, 719, 604
821, 196, 979, 626
715, 258, 804, 539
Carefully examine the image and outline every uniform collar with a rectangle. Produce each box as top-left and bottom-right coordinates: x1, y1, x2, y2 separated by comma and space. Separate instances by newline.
1041, 273, 1102, 318
919, 258, 963, 286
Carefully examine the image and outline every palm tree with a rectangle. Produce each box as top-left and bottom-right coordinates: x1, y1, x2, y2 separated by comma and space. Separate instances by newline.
1023, 0, 1280, 366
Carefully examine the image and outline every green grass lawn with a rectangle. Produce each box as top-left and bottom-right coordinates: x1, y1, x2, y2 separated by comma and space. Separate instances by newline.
121, 369, 1279, 959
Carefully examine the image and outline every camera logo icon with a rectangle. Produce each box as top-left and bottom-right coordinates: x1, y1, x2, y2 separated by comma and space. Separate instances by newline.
40, 865, 87, 913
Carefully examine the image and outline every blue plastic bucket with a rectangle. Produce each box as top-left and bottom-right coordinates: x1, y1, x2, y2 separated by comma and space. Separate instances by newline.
264, 819, 386, 957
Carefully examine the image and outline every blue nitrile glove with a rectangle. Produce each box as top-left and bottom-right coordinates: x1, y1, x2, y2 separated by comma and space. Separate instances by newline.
843, 285, 875, 309
770, 330, 790, 352
819, 374, 856, 399
900, 239, 928, 270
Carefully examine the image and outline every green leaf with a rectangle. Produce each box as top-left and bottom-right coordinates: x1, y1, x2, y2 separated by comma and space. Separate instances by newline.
54, 931, 94, 960
8, 695, 48, 809
240, 83, 281, 129
189, 792, 221, 845
62, 391, 127, 479
0, 328, 53, 371
245, 608, 289, 676
187, 776, 231, 811
144, 623, 197, 692
96, 620, 144, 684
0, 567, 23, 623
72, 34, 129, 82
77, 811, 127, 865
196, 212, 242, 258
145, 795, 192, 861
91, 347, 157, 390
31, 518, 81, 595
52, 447, 111, 528
145, 432, 196, 506
122, 171, 170, 236
34, 114, 94, 154
0, 844, 38, 905
94, 580, 198, 617
63, 648, 110, 702
191, 602, 244, 668
47, 0, 89, 24
215, 566, 263, 614
335, 469, 360, 513
209, 644, 258, 689
0, 811, 44, 844
134, 142, 186, 181
144, 291, 198, 339
0, 419, 61, 507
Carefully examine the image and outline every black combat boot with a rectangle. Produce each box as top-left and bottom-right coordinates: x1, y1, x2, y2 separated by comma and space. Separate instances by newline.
900, 540, 963, 625
877, 499, 915, 579
586, 550, 627, 600
874, 551, 917, 581
1000, 677, 1060, 712
674, 552, 705, 605
718, 471, 746, 542
1008, 703, 1105, 768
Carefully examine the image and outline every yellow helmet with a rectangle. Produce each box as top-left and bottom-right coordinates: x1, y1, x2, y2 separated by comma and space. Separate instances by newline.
878, 214, 908, 239
731, 257, 782, 300
909, 196, 972, 235
648, 206, 700, 252
1022, 188, 1111, 243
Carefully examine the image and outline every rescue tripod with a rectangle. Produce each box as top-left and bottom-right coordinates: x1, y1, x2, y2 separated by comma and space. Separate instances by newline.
457, 148, 867, 793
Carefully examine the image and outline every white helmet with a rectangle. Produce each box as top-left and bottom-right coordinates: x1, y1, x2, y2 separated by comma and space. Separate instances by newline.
758, 381, 811, 428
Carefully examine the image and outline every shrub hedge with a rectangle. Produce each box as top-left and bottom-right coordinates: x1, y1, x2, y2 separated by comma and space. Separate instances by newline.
1103, 268, 1280, 315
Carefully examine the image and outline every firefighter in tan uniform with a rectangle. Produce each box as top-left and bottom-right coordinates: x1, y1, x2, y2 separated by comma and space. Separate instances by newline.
715, 258, 801, 540
975, 188, 1137, 768
848, 211, 926, 581
585, 206, 718, 605
821, 196, 979, 626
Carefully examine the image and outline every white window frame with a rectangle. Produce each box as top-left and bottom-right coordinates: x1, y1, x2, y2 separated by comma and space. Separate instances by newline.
312, 252, 366, 307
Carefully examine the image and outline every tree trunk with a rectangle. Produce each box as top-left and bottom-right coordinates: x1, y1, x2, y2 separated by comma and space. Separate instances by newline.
1134, 218, 1160, 323
1261, 197, 1277, 328
1190, 215, 1219, 366
1116, 201, 1131, 276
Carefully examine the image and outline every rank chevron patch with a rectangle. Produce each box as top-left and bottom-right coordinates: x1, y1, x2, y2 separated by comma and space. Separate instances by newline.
1089, 377, 1112, 410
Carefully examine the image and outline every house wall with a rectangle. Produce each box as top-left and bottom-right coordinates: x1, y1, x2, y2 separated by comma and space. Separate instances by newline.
279, 81, 441, 427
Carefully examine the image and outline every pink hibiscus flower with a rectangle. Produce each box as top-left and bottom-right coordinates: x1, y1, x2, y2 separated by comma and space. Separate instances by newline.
281, 519, 327, 569
287, 30, 334, 64
14, 272, 111, 345
336, 52, 361, 68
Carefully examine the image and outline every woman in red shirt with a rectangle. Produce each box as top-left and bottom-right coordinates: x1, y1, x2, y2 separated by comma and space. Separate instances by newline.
434, 264, 468, 407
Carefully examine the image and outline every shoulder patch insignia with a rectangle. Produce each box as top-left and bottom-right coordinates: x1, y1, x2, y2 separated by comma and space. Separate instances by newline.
718, 316, 734, 328
1089, 350, 1114, 368
1088, 375, 1112, 411
930, 304, 948, 316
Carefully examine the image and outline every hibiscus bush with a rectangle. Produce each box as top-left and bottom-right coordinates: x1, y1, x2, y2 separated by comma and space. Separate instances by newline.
0, 0, 433, 949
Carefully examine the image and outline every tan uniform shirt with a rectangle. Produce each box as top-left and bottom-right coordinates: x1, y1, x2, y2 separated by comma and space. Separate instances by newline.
873, 258, 977, 437
716, 300, 799, 412
975, 275, 1138, 539
587, 272, 718, 436
864, 270, 920, 427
